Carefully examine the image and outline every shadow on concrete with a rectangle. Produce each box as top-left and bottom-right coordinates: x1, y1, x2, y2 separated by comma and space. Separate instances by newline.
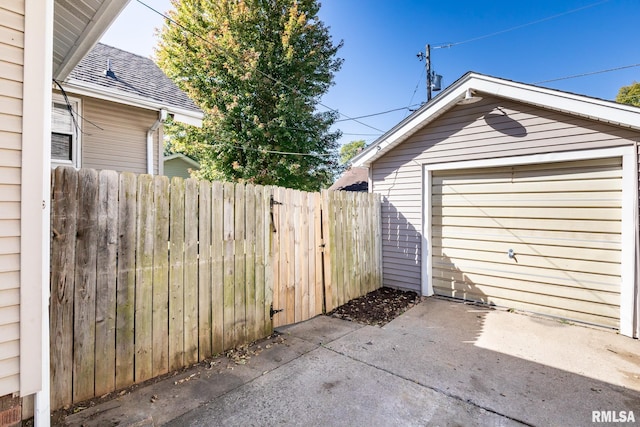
325, 298, 640, 427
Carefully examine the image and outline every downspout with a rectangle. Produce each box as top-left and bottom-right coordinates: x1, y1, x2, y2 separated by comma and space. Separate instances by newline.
147, 109, 168, 175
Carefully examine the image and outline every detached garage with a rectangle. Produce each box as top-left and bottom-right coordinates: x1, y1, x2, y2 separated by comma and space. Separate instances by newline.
352, 73, 640, 337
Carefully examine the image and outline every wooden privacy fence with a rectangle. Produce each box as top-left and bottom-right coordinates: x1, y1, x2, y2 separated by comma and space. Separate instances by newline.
49, 167, 381, 410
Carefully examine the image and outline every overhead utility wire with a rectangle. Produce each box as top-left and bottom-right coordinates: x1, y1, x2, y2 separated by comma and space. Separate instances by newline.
334, 104, 421, 122
405, 66, 426, 116
535, 62, 640, 84
432, 0, 611, 49
188, 140, 335, 158
135, 0, 385, 133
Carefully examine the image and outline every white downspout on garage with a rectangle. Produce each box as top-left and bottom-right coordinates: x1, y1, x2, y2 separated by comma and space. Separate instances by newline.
147, 108, 167, 175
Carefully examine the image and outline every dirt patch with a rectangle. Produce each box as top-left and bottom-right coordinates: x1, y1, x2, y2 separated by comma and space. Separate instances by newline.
328, 286, 422, 326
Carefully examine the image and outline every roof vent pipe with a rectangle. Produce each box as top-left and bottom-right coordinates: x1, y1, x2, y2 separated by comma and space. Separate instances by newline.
105, 59, 116, 78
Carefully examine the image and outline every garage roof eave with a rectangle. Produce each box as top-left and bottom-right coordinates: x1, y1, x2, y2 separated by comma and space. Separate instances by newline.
352, 72, 640, 168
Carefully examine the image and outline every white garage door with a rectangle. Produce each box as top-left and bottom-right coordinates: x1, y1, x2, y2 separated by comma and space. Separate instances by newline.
432, 158, 622, 328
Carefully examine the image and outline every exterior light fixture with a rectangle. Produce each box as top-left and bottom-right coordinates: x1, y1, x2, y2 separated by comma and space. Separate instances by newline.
458, 88, 483, 105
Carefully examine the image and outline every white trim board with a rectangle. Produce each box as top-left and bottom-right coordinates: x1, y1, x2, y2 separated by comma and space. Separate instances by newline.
61, 80, 204, 126
23, 0, 53, 424
421, 146, 638, 338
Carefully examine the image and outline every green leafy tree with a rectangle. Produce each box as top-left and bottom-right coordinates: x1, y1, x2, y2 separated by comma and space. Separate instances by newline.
616, 82, 640, 107
156, 0, 343, 191
339, 139, 366, 165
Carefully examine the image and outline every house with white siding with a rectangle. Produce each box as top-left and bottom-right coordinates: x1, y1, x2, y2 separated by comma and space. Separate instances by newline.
54, 43, 203, 175
352, 72, 640, 338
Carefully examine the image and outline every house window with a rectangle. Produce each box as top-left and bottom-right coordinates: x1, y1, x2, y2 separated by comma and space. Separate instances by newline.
51, 95, 81, 168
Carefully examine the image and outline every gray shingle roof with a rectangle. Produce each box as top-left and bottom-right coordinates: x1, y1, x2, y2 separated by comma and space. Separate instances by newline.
69, 43, 200, 112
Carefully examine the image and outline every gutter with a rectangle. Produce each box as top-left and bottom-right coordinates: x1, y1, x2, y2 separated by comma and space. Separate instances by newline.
147, 109, 167, 175
61, 79, 204, 126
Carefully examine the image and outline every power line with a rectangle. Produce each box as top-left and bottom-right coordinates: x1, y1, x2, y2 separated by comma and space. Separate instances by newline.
188, 140, 336, 159
534, 63, 640, 84
433, 0, 611, 49
334, 105, 420, 122
405, 66, 426, 117
135, 0, 384, 133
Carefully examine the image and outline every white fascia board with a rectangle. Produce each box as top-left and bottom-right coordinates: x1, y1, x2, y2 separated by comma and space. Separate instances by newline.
173, 112, 203, 128
469, 75, 640, 131
53, 0, 130, 80
60, 80, 204, 126
352, 72, 640, 168
163, 153, 200, 168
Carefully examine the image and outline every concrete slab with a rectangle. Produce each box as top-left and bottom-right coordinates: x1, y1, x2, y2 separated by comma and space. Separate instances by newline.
62, 335, 318, 426
277, 314, 364, 344
167, 346, 522, 427
326, 298, 640, 427
60, 299, 640, 427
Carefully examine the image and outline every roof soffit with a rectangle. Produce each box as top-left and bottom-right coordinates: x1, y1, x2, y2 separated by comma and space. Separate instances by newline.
53, 0, 130, 80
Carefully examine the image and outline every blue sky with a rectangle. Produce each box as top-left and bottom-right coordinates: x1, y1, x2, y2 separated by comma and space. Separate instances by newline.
101, 0, 640, 147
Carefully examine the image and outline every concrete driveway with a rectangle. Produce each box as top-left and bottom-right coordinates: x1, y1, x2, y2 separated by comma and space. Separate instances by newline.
64, 298, 640, 426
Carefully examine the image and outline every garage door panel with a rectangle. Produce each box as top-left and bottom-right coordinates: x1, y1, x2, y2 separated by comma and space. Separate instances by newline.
433, 237, 620, 263
432, 191, 622, 208
433, 278, 619, 318
433, 258, 619, 288
433, 160, 622, 186
435, 216, 620, 234
433, 157, 622, 179
434, 157, 622, 177
433, 178, 621, 195
431, 271, 620, 305
434, 284, 619, 328
433, 247, 620, 276
434, 206, 620, 221
433, 225, 621, 251
432, 159, 622, 328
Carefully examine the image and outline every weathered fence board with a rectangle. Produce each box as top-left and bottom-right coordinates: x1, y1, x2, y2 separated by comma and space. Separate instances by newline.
73, 168, 99, 402
222, 181, 236, 349
184, 179, 199, 365
115, 172, 137, 389
169, 177, 185, 371
50, 167, 78, 410
49, 167, 381, 409
211, 182, 224, 354
245, 184, 257, 343
198, 180, 212, 359
152, 176, 170, 378
94, 170, 118, 397
234, 184, 246, 346
135, 174, 154, 383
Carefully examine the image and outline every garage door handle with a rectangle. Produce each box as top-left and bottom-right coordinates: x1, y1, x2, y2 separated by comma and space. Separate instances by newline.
508, 249, 515, 259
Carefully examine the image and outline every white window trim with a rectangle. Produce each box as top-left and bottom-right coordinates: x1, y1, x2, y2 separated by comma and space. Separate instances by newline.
51, 93, 81, 169
421, 146, 638, 337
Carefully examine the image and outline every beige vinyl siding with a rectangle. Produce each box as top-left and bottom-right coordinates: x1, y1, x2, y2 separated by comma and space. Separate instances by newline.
371, 96, 640, 292
432, 159, 622, 327
81, 96, 160, 174
0, 2, 23, 396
